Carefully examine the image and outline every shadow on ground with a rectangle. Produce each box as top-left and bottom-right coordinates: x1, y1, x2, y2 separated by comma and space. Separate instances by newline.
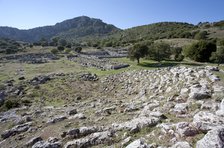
139, 61, 203, 68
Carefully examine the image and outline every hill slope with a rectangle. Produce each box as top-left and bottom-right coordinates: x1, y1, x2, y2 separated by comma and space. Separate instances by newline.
102, 22, 197, 46
0, 16, 120, 42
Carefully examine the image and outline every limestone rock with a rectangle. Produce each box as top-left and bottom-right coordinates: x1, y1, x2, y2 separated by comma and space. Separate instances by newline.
26, 136, 43, 147
112, 116, 160, 131
193, 111, 224, 132
1, 122, 32, 139
189, 85, 211, 100
196, 127, 224, 148
173, 103, 188, 114
171, 141, 192, 148
64, 130, 114, 148
125, 138, 149, 148
216, 99, 224, 116
32, 140, 62, 148
47, 115, 67, 124
67, 108, 77, 116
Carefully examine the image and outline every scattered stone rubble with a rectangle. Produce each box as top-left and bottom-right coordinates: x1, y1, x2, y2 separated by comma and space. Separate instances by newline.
68, 54, 129, 70
0, 66, 224, 147
0, 53, 59, 64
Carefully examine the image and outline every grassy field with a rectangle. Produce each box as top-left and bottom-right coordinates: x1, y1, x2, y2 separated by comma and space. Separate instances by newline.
155, 38, 198, 47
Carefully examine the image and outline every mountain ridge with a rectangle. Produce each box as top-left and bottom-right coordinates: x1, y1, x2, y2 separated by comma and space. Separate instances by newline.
0, 16, 120, 42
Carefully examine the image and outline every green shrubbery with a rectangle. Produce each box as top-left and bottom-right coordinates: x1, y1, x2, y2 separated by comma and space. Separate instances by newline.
51, 48, 59, 54
184, 40, 216, 62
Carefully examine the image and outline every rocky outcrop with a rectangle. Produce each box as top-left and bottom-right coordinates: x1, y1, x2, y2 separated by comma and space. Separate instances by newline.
47, 116, 67, 124
64, 130, 115, 148
112, 116, 160, 131
196, 127, 224, 148
171, 141, 192, 148
79, 73, 98, 81
26, 136, 43, 147
125, 138, 149, 148
193, 111, 224, 132
1, 122, 32, 139
216, 99, 224, 116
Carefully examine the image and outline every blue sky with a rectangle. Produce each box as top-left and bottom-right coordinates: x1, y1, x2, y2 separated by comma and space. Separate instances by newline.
0, 0, 223, 29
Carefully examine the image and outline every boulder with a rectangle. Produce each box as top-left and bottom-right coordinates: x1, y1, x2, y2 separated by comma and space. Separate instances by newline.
26, 136, 43, 147
68, 113, 86, 120
175, 122, 198, 137
64, 130, 114, 148
216, 99, 224, 116
173, 103, 188, 114
32, 140, 62, 148
67, 109, 77, 115
112, 116, 160, 131
196, 127, 224, 148
189, 85, 211, 100
171, 141, 192, 148
1, 122, 32, 139
125, 138, 149, 148
193, 111, 224, 132
47, 116, 67, 124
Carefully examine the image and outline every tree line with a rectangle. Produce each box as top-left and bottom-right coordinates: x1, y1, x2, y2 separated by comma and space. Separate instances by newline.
129, 39, 224, 65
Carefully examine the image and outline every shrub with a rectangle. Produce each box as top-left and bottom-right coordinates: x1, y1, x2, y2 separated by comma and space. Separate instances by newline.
51, 48, 59, 54
4, 100, 19, 109
184, 40, 216, 62
75, 47, 82, 53
57, 46, 65, 51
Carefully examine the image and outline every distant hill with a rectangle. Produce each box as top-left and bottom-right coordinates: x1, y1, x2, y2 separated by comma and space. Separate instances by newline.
0, 16, 120, 43
0, 17, 223, 46
101, 22, 197, 46
100, 21, 224, 47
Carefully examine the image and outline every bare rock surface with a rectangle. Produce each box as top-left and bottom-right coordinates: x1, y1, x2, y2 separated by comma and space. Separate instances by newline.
196, 127, 224, 148
1, 66, 224, 147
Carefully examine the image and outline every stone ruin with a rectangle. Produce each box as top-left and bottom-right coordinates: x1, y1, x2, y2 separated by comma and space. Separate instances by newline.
0, 53, 59, 64
68, 54, 129, 70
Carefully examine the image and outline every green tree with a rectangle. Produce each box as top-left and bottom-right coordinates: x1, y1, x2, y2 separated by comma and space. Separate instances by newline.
210, 46, 224, 66
184, 40, 216, 62
128, 43, 148, 64
149, 42, 171, 62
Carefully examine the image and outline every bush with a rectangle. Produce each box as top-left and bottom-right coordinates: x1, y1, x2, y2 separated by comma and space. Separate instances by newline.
210, 46, 224, 66
51, 48, 59, 54
4, 100, 19, 109
57, 46, 64, 51
21, 99, 32, 106
194, 31, 207, 40
184, 40, 216, 62
75, 47, 82, 53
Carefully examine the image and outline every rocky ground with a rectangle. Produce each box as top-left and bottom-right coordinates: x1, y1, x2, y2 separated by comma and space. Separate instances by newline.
0, 65, 224, 148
